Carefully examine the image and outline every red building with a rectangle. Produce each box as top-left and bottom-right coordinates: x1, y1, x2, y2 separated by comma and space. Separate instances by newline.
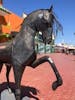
0, 0, 23, 42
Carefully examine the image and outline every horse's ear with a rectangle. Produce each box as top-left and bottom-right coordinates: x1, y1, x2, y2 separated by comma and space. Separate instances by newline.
48, 5, 53, 12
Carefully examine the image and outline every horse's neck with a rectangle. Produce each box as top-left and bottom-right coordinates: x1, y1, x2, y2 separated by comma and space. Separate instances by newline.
13, 25, 36, 51
24, 27, 35, 50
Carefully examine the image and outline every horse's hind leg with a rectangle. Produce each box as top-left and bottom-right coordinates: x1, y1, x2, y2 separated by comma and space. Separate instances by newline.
13, 63, 25, 100
31, 56, 63, 90
6, 64, 11, 91
0, 63, 3, 73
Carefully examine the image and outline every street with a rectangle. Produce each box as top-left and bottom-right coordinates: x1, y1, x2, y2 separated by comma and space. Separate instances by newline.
0, 53, 75, 100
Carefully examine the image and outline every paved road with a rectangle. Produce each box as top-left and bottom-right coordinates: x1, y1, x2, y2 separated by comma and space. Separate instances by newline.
0, 53, 75, 100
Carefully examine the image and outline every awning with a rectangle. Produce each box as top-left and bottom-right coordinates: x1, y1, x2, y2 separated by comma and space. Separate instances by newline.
0, 6, 11, 16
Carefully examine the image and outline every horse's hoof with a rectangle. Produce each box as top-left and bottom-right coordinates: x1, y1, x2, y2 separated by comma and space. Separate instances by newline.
52, 79, 63, 90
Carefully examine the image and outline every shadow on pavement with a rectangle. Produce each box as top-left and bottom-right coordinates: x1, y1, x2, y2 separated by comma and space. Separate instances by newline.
0, 82, 39, 100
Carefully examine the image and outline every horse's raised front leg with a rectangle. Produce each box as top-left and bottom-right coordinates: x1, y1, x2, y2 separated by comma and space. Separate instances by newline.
13, 62, 25, 100
31, 56, 63, 90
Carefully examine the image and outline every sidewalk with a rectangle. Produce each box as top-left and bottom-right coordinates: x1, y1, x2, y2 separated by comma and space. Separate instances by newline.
0, 53, 75, 100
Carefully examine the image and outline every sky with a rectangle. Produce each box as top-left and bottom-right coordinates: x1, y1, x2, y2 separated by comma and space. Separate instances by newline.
3, 0, 75, 45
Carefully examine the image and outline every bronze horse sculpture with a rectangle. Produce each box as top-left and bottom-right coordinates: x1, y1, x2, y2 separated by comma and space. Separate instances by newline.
0, 6, 63, 100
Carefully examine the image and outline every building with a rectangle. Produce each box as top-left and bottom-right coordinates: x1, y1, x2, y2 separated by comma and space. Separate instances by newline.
54, 43, 75, 55
0, 0, 24, 42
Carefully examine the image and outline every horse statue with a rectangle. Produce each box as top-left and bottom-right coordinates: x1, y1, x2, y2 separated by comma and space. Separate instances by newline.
0, 6, 63, 100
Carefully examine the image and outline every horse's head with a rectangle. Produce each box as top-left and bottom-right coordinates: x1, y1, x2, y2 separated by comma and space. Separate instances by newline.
21, 5, 62, 45
39, 5, 54, 44
38, 5, 63, 44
